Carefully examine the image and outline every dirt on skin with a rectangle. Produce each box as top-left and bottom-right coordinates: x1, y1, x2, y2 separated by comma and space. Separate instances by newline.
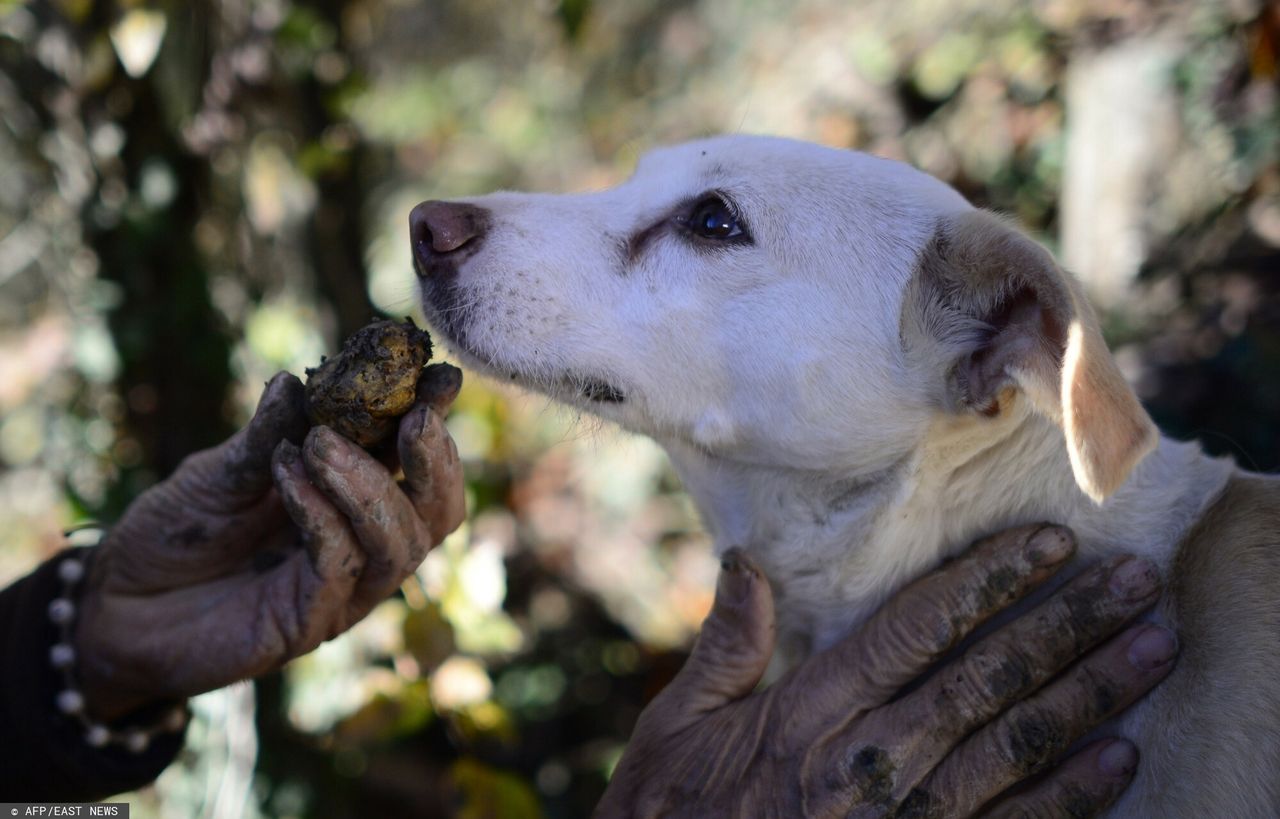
304, 319, 434, 448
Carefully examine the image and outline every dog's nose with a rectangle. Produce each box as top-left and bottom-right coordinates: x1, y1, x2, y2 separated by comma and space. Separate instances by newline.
409, 200, 487, 274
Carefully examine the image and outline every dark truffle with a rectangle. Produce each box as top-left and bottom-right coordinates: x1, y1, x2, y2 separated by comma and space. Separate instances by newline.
304, 319, 434, 448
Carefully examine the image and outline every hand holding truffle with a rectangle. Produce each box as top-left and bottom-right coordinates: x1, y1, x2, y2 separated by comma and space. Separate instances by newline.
75, 341, 465, 722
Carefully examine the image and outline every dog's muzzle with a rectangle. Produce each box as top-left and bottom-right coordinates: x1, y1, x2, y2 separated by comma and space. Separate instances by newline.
409, 200, 627, 406
409, 200, 489, 277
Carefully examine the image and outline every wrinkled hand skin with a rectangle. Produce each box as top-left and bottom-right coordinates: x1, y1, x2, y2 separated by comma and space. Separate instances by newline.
75, 364, 466, 722
596, 526, 1181, 818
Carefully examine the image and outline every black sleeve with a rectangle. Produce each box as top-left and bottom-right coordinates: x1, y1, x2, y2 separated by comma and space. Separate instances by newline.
0, 548, 186, 801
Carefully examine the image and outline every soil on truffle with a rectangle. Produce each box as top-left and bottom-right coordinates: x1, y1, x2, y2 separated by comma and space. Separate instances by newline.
304, 319, 434, 448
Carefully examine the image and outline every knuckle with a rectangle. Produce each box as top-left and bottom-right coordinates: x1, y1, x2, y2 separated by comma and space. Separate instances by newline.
817, 743, 897, 807
335, 547, 364, 576
875, 597, 958, 664
1059, 585, 1108, 634
254, 593, 303, 660
959, 559, 1026, 615
994, 705, 1070, 776
424, 409, 446, 436
694, 615, 750, 663
407, 537, 430, 564
360, 553, 396, 581
1042, 583, 1121, 659
945, 647, 1034, 718
1074, 665, 1123, 721
926, 556, 1028, 634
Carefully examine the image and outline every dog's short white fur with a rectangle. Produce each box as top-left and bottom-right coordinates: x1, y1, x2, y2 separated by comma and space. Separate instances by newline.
416, 135, 1280, 816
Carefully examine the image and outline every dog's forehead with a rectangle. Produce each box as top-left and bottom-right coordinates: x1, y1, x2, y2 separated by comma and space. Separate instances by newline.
627, 136, 968, 217
632, 136, 844, 188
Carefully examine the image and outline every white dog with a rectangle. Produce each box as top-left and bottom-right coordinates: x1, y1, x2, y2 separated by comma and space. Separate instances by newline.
410, 135, 1280, 816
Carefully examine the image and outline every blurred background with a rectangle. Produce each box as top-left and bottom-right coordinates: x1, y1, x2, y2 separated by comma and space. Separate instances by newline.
0, 0, 1276, 815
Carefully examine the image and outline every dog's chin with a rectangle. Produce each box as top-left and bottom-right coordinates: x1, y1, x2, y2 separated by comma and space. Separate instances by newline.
488, 360, 629, 407
417, 293, 627, 408
458, 348, 628, 408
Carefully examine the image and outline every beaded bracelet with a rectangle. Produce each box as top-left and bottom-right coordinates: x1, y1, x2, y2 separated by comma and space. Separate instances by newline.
49, 527, 189, 753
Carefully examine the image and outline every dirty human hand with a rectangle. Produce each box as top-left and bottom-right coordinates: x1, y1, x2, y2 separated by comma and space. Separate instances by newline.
597, 526, 1178, 818
75, 365, 466, 722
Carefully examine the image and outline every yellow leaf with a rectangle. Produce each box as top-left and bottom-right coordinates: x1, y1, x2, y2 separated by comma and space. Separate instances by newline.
333, 680, 433, 746
450, 757, 542, 819
403, 602, 456, 674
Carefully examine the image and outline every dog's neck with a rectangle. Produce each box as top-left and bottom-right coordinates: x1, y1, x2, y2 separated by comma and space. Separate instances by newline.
660, 395, 1234, 657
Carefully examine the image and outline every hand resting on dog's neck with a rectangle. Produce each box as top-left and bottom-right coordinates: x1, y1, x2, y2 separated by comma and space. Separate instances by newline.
661, 391, 1234, 666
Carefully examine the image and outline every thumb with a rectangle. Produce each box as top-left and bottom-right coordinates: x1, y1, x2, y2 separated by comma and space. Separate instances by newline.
415, 362, 464, 412
211, 372, 309, 496
659, 548, 778, 724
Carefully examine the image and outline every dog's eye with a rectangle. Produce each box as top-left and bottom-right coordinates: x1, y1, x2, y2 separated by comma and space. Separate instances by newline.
683, 196, 744, 240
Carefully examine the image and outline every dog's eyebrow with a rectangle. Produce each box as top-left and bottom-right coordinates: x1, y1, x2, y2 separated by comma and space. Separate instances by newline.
625, 218, 666, 265
699, 163, 729, 185
622, 186, 753, 268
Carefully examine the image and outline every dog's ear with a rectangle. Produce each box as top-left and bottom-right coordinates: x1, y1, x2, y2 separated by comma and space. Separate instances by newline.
906, 209, 1157, 502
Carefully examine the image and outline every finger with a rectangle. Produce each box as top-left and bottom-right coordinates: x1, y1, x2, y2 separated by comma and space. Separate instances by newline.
804, 558, 1160, 818
274, 440, 364, 577
982, 739, 1138, 819
258, 440, 366, 661
398, 402, 466, 544
868, 555, 1160, 791
646, 548, 776, 731
416, 362, 463, 411
783, 525, 1075, 741
908, 624, 1176, 816
210, 372, 309, 496
303, 425, 429, 611
359, 363, 464, 477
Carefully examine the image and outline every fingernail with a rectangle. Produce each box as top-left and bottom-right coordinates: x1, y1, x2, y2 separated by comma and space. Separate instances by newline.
259, 372, 305, 420
414, 406, 434, 440
1097, 740, 1138, 777
1026, 525, 1074, 567
1108, 557, 1159, 600
312, 426, 354, 469
277, 441, 307, 479
417, 363, 463, 407
264, 370, 291, 395
716, 548, 754, 607
1127, 625, 1178, 670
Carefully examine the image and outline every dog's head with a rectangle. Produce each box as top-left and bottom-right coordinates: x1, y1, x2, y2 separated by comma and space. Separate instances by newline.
412, 135, 1155, 501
